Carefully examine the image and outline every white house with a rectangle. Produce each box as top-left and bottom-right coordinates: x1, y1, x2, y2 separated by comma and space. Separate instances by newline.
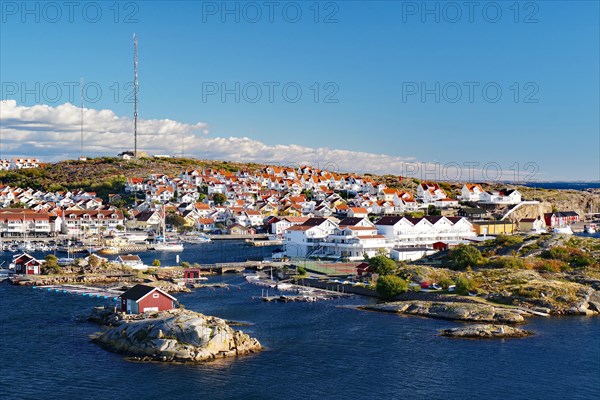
417, 183, 447, 203
375, 215, 475, 247
271, 216, 309, 236
284, 218, 338, 258
480, 189, 522, 205
460, 183, 485, 202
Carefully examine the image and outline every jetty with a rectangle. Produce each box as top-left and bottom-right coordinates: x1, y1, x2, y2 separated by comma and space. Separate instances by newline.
33, 284, 124, 300
196, 261, 286, 274
246, 239, 284, 247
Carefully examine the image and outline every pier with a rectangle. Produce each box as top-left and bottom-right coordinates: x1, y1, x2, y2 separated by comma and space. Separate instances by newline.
33, 284, 124, 300
196, 261, 287, 274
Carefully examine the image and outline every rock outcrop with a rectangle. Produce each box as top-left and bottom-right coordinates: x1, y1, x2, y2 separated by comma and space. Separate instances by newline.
440, 324, 533, 339
92, 308, 261, 363
363, 301, 526, 323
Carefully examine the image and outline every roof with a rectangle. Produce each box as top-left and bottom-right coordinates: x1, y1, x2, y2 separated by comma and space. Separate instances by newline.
337, 217, 366, 226
120, 284, 177, 302
375, 216, 404, 226
301, 217, 328, 226
117, 254, 142, 261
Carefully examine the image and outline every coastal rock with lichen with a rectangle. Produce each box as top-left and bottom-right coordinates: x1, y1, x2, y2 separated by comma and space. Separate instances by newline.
92, 308, 261, 363
363, 301, 526, 323
440, 324, 533, 338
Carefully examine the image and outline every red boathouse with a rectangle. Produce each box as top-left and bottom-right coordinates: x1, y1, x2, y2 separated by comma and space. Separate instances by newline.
13, 253, 42, 275
119, 284, 177, 314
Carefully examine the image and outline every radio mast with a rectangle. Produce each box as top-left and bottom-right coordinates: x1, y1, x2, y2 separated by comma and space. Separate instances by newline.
80, 77, 84, 160
133, 33, 138, 158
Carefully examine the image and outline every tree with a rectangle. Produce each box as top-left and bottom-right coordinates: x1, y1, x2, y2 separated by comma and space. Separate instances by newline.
116, 224, 125, 231
166, 213, 186, 229
376, 275, 409, 299
42, 254, 60, 275
297, 266, 307, 276
152, 259, 161, 267
213, 193, 227, 205
181, 261, 191, 268
368, 255, 397, 276
449, 244, 485, 270
427, 205, 441, 216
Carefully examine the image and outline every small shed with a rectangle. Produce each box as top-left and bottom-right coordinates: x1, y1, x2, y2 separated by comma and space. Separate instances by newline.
119, 284, 177, 314
183, 268, 201, 281
115, 254, 143, 267
356, 262, 371, 277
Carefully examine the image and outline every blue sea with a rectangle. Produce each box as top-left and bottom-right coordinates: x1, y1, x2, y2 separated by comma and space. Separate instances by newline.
520, 182, 600, 190
1, 242, 599, 400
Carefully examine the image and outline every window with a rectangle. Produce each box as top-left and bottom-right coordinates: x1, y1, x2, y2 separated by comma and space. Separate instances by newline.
152, 293, 159, 298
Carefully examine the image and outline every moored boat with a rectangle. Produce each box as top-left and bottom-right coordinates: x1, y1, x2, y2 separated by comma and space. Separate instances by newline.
553, 225, 573, 235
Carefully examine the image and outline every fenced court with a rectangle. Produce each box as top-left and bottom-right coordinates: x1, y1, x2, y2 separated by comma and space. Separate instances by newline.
290, 260, 361, 276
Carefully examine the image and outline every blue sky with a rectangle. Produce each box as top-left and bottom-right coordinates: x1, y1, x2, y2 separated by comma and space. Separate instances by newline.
1, 1, 598, 181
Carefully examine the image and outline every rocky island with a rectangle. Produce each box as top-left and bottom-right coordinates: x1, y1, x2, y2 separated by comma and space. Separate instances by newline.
90, 308, 261, 363
361, 301, 527, 323
440, 324, 533, 339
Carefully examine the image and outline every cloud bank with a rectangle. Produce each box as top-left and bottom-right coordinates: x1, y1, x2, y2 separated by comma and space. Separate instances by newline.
0, 100, 422, 173
0, 100, 512, 181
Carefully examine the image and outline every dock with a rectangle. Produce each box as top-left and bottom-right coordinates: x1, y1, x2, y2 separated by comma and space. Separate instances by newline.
246, 239, 284, 246
33, 284, 124, 300
197, 261, 287, 274
207, 234, 272, 240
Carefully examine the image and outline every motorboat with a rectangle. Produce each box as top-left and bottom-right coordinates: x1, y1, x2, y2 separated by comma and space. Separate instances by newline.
553, 226, 573, 235
152, 241, 184, 252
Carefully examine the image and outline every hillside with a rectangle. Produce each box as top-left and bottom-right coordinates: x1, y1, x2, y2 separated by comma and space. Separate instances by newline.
0, 157, 598, 214
0, 157, 262, 200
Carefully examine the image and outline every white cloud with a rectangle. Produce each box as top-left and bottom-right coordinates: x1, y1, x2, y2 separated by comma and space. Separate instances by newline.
0, 100, 510, 180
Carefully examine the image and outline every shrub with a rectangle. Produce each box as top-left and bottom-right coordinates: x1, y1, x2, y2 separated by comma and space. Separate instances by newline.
486, 256, 525, 269
296, 266, 307, 276
494, 234, 524, 247
541, 246, 596, 268
454, 275, 478, 295
152, 259, 161, 267
368, 255, 397, 276
448, 245, 486, 270
181, 261, 191, 269
42, 254, 61, 275
376, 275, 409, 299
541, 247, 570, 262
533, 259, 569, 272
438, 277, 454, 289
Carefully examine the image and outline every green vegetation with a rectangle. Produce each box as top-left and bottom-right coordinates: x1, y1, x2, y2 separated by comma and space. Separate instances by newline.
454, 274, 478, 295
438, 277, 454, 289
212, 193, 227, 205
427, 205, 441, 216
152, 259, 161, 267
448, 245, 486, 270
368, 255, 397, 276
42, 254, 60, 275
541, 246, 596, 268
486, 256, 525, 269
166, 213, 186, 229
494, 234, 524, 247
296, 266, 307, 276
181, 262, 191, 269
376, 275, 409, 299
